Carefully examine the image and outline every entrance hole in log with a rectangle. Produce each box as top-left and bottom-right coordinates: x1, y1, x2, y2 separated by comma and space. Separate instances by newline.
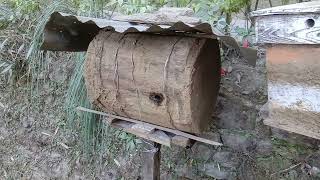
306, 18, 315, 28
149, 93, 164, 106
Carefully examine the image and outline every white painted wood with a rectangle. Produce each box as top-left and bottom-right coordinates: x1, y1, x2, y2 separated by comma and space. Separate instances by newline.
255, 14, 320, 44
269, 82, 320, 113
251, 1, 320, 16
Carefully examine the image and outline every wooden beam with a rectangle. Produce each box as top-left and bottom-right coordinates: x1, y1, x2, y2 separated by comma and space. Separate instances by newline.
264, 45, 320, 140
142, 142, 161, 180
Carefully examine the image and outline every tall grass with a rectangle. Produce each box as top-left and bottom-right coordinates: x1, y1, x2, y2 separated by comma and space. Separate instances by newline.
65, 52, 110, 156
27, 0, 72, 99
26, 0, 108, 156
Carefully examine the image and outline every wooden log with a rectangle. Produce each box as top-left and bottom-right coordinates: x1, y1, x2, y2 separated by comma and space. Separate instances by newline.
84, 30, 221, 134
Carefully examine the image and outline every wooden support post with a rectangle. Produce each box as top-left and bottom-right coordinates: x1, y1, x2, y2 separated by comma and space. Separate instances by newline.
142, 142, 161, 180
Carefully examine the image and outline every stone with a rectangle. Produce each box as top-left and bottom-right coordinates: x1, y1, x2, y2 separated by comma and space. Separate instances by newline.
287, 170, 298, 179
212, 151, 240, 168
49, 67, 67, 83
271, 128, 320, 148
242, 91, 250, 95
44, 95, 54, 105
191, 142, 214, 161
175, 164, 198, 179
227, 86, 233, 92
99, 169, 119, 180
220, 130, 257, 153
215, 97, 256, 130
258, 102, 269, 121
201, 163, 235, 180
310, 167, 320, 178
160, 172, 174, 180
256, 140, 273, 156
200, 132, 222, 144
22, 117, 34, 128
306, 151, 320, 167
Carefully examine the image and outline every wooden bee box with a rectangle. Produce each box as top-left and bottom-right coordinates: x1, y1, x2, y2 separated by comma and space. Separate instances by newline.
252, 1, 320, 140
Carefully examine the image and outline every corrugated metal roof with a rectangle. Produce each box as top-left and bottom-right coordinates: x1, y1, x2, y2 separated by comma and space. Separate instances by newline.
41, 11, 256, 66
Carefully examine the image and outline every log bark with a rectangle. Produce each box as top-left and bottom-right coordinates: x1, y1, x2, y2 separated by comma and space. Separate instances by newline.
84, 30, 221, 133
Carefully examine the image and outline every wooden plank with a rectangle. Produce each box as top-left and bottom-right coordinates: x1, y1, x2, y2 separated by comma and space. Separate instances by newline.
172, 135, 191, 147
76, 107, 223, 146
131, 123, 156, 134
264, 45, 320, 140
251, 1, 320, 16
110, 119, 172, 147
255, 14, 320, 44
142, 143, 161, 180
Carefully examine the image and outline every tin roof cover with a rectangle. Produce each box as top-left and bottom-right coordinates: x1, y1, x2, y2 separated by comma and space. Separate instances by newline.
41, 8, 256, 65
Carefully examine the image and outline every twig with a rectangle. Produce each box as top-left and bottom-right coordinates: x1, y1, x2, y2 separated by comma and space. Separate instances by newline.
268, 0, 273, 7
58, 142, 70, 149
270, 162, 301, 176
254, 0, 260, 11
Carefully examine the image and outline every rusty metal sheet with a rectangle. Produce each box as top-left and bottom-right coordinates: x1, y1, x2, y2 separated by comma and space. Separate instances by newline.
264, 45, 320, 140
41, 11, 257, 66
42, 12, 214, 51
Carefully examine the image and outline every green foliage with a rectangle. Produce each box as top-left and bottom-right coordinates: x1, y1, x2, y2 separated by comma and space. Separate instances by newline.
9, 0, 40, 14
281, 0, 290, 5
218, 0, 250, 14
192, 0, 250, 32
234, 26, 254, 39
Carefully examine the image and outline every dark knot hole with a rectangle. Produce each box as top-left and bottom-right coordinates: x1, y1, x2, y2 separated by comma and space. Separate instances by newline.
306, 18, 315, 28
149, 93, 164, 106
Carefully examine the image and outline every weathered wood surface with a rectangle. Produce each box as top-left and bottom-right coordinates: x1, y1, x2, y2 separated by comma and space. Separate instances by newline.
84, 31, 221, 134
251, 1, 320, 16
109, 119, 172, 147
255, 14, 320, 44
76, 107, 223, 146
264, 45, 320, 140
142, 143, 161, 180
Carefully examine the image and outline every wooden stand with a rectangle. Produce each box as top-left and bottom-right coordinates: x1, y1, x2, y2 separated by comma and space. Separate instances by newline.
77, 107, 222, 179
142, 142, 161, 180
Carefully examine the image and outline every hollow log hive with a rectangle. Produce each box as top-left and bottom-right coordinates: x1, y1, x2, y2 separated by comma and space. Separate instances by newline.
84, 30, 221, 134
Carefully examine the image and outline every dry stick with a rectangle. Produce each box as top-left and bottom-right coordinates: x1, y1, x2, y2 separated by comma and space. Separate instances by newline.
268, 0, 273, 7
76, 106, 223, 146
270, 162, 301, 176
254, 0, 260, 11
